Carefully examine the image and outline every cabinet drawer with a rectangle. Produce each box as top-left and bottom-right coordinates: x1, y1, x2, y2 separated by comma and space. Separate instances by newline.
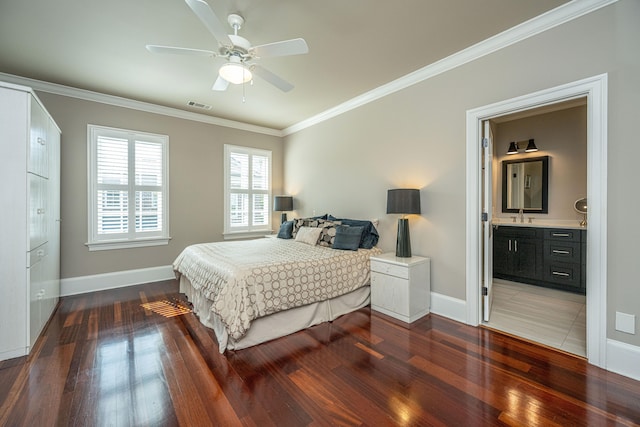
370, 260, 409, 279
544, 241, 580, 263
494, 226, 542, 239
544, 229, 581, 242
543, 262, 581, 288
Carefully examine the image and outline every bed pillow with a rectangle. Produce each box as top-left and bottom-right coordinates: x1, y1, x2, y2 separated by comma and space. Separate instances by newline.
317, 220, 341, 247
327, 216, 379, 249
294, 226, 323, 246
291, 214, 330, 238
332, 225, 364, 251
277, 220, 294, 239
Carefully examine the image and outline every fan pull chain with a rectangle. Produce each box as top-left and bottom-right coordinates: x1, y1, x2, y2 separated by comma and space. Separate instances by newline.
242, 67, 247, 103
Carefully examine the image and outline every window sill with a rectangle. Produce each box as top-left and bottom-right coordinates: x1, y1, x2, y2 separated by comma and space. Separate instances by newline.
223, 230, 273, 240
86, 237, 171, 251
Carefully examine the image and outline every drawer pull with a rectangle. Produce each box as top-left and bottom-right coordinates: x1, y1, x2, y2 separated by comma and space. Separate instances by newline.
552, 249, 570, 254
552, 233, 570, 237
552, 271, 570, 277
37, 137, 46, 145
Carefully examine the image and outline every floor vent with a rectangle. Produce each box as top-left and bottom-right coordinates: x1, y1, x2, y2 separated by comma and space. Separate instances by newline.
187, 101, 212, 110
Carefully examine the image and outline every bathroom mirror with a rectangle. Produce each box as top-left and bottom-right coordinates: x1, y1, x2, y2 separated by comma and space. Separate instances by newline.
502, 156, 549, 213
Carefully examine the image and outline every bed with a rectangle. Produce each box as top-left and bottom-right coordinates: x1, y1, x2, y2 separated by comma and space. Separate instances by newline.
173, 218, 381, 352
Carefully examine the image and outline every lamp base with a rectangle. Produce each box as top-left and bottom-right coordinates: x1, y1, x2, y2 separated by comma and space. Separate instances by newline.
281, 212, 288, 224
396, 218, 412, 258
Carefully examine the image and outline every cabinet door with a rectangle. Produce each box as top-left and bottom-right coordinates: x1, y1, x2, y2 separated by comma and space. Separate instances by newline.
28, 243, 48, 349
28, 98, 49, 178
28, 173, 48, 250
492, 236, 513, 276
44, 118, 61, 309
371, 273, 409, 317
513, 238, 539, 279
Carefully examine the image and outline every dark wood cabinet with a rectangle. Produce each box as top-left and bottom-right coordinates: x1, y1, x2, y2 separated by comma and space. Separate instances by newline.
493, 225, 586, 294
493, 226, 543, 281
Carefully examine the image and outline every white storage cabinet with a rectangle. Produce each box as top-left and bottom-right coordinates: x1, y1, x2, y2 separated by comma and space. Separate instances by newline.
370, 253, 430, 323
0, 82, 61, 361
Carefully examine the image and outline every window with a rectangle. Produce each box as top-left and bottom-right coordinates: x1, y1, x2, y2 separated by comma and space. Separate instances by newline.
224, 144, 272, 238
87, 125, 169, 250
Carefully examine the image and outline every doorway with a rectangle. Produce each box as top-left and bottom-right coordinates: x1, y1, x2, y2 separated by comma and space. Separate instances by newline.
465, 74, 608, 368
484, 101, 587, 357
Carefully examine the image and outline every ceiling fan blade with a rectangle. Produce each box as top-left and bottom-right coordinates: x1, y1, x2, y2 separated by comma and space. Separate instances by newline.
146, 45, 215, 56
251, 38, 309, 58
212, 75, 230, 91
184, 0, 233, 48
250, 65, 294, 92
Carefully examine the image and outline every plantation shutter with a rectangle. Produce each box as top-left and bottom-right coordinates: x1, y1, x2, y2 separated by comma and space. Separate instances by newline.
225, 145, 271, 235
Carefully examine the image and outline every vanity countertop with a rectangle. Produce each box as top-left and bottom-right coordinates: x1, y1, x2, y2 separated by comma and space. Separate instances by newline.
492, 218, 586, 230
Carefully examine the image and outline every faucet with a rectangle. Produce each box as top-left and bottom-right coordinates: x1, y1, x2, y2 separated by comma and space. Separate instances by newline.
519, 208, 524, 223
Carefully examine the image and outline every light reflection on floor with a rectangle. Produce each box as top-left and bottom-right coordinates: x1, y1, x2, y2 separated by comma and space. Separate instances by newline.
97, 331, 167, 425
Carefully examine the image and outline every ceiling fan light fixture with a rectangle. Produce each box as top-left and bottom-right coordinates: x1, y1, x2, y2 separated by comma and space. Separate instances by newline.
219, 57, 252, 84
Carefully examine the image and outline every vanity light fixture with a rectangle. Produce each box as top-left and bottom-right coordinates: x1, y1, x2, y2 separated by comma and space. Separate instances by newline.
525, 138, 538, 152
507, 139, 538, 155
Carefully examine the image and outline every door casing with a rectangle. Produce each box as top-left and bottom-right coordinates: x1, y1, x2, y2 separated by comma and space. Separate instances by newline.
465, 74, 608, 367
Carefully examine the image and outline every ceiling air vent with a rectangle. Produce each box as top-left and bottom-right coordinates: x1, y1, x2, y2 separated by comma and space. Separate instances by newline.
187, 101, 212, 110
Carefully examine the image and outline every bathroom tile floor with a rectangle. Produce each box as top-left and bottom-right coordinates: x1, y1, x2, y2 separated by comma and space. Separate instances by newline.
483, 279, 586, 357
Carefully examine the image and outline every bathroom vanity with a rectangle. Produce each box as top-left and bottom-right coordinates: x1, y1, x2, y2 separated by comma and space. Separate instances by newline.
492, 223, 586, 294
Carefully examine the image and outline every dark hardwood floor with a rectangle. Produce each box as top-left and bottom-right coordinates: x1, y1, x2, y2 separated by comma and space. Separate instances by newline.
1, 280, 639, 426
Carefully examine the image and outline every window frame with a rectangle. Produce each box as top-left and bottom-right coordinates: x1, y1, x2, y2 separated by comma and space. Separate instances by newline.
87, 124, 170, 251
223, 144, 272, 239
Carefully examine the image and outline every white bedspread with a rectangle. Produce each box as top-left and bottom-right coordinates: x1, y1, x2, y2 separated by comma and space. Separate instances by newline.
172, 238, 381, 340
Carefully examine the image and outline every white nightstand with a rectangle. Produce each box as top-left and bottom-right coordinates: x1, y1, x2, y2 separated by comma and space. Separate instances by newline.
370, 252, 430, 323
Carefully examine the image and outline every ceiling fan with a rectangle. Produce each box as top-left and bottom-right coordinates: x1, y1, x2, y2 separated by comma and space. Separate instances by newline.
146, 0, 309, 92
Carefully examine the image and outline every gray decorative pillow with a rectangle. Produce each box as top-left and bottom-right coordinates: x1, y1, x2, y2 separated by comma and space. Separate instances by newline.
332, 225, 365, 251
277, 220, 294, 239
328, 216, 379, 248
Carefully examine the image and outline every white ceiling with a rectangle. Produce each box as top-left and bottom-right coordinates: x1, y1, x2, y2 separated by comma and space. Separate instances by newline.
0, 0, 569, 130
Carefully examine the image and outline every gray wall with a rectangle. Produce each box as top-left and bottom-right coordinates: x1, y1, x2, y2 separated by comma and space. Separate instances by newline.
493, 105, 587, 221
284, 1, 640, 346
36, 93, 284, 280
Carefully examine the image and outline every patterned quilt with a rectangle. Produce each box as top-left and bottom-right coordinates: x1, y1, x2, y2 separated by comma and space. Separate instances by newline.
173, 238, 381, 340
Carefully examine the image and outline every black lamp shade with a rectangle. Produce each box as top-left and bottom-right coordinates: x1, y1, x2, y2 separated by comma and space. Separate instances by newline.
386, 189, 421, 215
507, 141, 518, 155
273, 196, 293, 212
387, 189, 421, 257
525, 138, 538, 152
274, 196, 293, 224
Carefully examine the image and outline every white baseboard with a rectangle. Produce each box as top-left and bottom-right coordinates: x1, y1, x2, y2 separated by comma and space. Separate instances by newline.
430, 292, 467, 324
606, 339, 640, 381
61, 265, 175, 296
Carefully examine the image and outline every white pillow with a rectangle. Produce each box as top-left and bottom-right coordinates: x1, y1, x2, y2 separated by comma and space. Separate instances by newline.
295, 226, 323, 246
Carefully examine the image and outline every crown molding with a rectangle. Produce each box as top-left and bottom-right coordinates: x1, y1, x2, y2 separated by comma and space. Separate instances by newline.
283, 0, 618, 136
0, 72, 283, 137
0, 0, 617, 138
